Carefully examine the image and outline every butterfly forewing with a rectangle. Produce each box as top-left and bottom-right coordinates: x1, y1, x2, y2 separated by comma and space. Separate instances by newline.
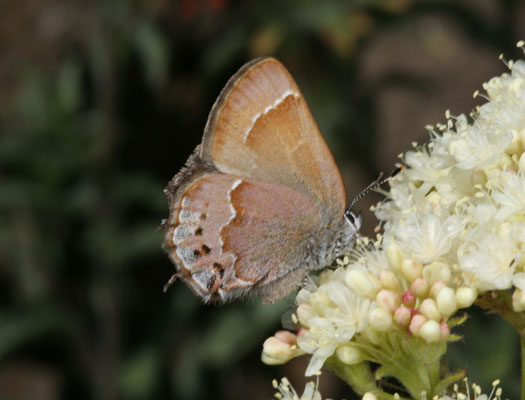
201, 58, 346, 224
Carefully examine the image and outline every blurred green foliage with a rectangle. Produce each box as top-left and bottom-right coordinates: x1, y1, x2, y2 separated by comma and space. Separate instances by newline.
0, 0, 524, 399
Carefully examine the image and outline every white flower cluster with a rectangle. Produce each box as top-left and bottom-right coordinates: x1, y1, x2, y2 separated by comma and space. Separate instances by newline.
262, 44, 525, 378
272, 378, 321, 400
379, 50, 525, 305
361, 378, 503, 400
272, 377, 503, 400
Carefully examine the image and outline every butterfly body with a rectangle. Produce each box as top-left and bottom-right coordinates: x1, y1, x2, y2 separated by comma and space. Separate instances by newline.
162, 58, 361, 304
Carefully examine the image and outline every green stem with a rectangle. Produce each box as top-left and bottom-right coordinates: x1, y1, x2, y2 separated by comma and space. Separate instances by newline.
325, 359, 407, 400
522, 335, 525, 400
325, 331, 459, 399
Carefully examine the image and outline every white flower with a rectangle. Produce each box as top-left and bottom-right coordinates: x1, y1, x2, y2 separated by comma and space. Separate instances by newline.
458, 225, 519, 291
435, 379, 503, 400
376, 52, 525, 298
295, 273, 375, 376
404, 148, 450, 184
273, 378, 322, 400
386, 213, 463, 264
448, 119, 512, 170
263, 50, 525, 389
491, 170, 525, 220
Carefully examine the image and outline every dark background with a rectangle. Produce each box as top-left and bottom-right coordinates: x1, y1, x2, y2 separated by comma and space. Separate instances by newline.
1, 0, 524, 399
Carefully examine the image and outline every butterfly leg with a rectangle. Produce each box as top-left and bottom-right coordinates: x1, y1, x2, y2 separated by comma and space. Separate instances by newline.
157, 219, 168, 232
163, 273, 181, 293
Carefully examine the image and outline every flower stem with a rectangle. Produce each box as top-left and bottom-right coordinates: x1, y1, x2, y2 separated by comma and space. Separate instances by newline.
522, 334, 525, 400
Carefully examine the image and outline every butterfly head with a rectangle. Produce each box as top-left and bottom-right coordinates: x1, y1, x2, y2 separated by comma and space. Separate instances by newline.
335, 208, 362, 254
344, 208, 362, 231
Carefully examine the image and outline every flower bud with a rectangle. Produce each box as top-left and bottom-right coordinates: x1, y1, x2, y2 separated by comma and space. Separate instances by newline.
336, 344, 363, 365
401, 259, 422, 282
309, 291, 332, 313
422, 260, 451, 285
440, 323, 450, 340
361, 327, 382, 345
436, 287, 458, 317
419, 320, 441, 343
393, 306, 412, 327
262, 332, 301, 365
296, 304, 316, 327
386, 243, 403, 271
274, 330, 298, 345
345, 269, 381, 298
362, 393, 378, 400
519, 153, 525, 172
408, 314, 427, 336
402, 290, 416, 307
379, 270, 401, 292
411, 278, 429, 298
456, 287, 478, 308
420, 299, 441, 321
376, 290, 401, 312
512, 289, 525, 312
430, 281, 446, 298
369, 308, 393, 331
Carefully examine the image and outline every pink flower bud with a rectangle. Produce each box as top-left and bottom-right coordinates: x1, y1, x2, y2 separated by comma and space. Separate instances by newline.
274, 330, 298, 345
262, 332, 302, 365
430, 281, 446, 298
402, 290, 416, 307
408, 314, 427, 335
393, 306, 412, 327
440, 323, 450, 340
376, 289, 401, 312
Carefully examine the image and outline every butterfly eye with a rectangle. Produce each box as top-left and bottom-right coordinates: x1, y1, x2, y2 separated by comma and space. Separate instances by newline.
344, 210, 355, 224
344, 210, 361, 226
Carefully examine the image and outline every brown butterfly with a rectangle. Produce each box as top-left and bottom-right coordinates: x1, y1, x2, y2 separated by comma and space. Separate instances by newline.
161, 58, 363, 304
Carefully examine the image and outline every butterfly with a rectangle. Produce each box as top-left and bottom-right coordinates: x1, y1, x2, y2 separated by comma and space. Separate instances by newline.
161, 57, 364, 304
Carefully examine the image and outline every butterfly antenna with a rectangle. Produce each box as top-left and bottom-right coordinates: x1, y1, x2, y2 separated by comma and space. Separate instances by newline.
347, 166, 404, 211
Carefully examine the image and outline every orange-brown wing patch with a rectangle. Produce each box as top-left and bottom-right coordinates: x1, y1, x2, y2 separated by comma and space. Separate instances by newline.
201, 58, 346, 224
